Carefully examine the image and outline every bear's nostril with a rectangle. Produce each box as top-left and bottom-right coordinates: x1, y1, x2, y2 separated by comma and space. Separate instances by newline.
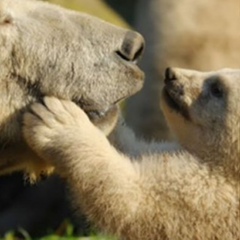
116, 50, 129, 62
132, 44, 144, 62
117, 31, 145, 63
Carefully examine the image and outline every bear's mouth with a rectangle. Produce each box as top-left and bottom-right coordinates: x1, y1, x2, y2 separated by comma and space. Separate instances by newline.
162, 86, 190, 120
73, 98, 118, 123
84, 105, 118, 122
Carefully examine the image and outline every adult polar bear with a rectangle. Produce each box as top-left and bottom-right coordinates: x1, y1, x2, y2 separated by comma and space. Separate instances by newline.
0, 0, 144, 179
24, 68, 240, 240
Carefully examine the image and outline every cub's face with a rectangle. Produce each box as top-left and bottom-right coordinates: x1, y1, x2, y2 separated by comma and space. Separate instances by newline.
161, 68, 240, 165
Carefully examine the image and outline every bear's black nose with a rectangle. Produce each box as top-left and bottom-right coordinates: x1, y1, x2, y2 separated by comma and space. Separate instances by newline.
117, 31, 145, 63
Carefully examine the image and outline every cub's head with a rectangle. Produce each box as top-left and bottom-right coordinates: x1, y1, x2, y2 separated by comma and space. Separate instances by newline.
0, 0, 144, 178
161, 67, 240, 179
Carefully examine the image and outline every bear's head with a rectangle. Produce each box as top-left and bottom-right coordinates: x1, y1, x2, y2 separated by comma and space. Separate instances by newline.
0, 0, 144, 178
161, 67, 240, 180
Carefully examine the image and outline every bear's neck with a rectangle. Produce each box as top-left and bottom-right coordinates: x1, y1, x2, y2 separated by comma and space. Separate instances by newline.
183, 133, 240, 182
195, 143, 240, 182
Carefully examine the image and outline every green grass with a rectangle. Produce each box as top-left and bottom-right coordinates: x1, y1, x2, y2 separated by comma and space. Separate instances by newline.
41, 236, 114, 240
1, 223, 115, 240
3, 233, 114, 240
3, 232, 115, 240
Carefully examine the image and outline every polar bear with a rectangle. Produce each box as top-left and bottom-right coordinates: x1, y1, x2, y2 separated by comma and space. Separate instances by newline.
0, 0, 144, 180
23, 68, 240, 240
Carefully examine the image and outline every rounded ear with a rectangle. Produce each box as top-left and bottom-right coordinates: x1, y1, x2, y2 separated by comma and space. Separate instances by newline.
0, 13, 13, 25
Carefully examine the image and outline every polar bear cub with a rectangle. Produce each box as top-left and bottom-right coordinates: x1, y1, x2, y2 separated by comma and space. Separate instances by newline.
23, 68, 240, 240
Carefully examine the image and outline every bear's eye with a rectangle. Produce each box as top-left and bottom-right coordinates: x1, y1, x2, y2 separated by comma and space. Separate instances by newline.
210, 82, 223, 98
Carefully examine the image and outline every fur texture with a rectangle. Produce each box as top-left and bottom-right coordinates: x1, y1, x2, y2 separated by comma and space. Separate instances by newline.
0, 0, 144, 179
23, 68, 240, 239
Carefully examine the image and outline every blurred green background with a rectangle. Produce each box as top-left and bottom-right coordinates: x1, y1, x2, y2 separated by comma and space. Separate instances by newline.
46, 0, 131, 27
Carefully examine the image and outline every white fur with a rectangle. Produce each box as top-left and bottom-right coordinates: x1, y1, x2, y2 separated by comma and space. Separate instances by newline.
24, 68, 240, 239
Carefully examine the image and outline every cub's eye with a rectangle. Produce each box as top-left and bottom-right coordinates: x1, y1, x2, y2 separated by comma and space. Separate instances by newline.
210, 82, 223, 98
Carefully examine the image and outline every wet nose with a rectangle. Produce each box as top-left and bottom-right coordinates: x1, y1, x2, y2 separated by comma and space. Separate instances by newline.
117, 31, 145, 62
165, 67, 177, 81
164, 67, 178, 84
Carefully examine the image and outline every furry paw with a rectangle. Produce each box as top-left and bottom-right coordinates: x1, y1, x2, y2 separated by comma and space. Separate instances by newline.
23, 97, 95, 161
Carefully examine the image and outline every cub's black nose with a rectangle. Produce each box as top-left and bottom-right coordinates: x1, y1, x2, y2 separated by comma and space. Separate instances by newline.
117, 31, 145, 62
165, 67, 178, 84
165, 67, 177, 80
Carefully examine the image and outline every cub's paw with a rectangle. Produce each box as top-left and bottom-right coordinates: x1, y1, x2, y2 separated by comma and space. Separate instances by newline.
23, 97, 94, 160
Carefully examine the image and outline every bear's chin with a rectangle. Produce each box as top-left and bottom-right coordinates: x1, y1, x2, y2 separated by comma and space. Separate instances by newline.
84, 105, 119, 136
162, 87, 190, 120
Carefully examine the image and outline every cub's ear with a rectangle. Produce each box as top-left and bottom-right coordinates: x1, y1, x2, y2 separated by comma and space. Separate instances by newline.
0, 13, 13, 25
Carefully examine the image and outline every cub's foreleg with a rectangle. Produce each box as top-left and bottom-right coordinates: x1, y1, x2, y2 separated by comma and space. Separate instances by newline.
23, 97, 145, 238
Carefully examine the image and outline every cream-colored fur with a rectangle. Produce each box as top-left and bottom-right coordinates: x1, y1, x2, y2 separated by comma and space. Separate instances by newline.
23, 68, 240, 239
0, 0, 144, 180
